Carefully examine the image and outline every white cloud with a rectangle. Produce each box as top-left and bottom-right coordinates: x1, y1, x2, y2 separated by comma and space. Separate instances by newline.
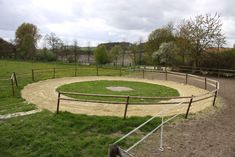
0, 0, 235, 47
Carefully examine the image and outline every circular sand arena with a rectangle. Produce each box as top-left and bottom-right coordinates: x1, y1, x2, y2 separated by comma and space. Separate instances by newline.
21, 76, 214, 117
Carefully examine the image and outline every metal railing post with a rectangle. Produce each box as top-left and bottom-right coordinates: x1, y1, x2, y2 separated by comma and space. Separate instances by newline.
185, 96, 193, 119
56, 92, 61, 114
159, 116, 164, 152
123, 96, 130, 119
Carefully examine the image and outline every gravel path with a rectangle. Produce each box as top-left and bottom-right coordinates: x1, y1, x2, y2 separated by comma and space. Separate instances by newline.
129, 73, 235, 157
0, 109, 42, 120
21, 76, 212, 117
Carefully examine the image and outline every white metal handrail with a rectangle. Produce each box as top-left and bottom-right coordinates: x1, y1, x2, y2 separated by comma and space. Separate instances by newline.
112, 102, 186, 156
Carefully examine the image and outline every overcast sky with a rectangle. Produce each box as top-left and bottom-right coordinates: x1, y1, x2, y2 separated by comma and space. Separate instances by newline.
0, 0, 235, 47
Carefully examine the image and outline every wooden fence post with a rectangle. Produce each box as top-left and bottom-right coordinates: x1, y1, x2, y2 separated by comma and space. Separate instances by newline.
32, 69, 35, 82
96, 65, 99, 76
75, 65, 77, 77
13, 72, 18, 87
10, 77, 15, 96
119, 67, 122, 76
212, 82, 218, 106
185, 73, 188, 84
205, 77, 207, 90
123, 96, 130, 119
185, 96, 193, 119
56, 92, 61, 114
212, 91, 218, 106
142, 69, 145, 78
108, 144, 119, 157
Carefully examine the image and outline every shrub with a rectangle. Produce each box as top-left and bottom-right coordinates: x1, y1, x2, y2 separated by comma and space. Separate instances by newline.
35, 49, 56, 61
201, 50, 235, 69
94, 45, 110, 65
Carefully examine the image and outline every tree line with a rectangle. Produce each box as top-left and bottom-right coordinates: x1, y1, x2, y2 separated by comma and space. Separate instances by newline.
0, 13, 235, 69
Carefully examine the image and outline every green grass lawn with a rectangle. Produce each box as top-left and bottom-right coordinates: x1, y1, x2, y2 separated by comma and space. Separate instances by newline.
0, 60, 127, 114
0, 60, 179, 157
0, 111, 162, 157
57, 80, 179, 103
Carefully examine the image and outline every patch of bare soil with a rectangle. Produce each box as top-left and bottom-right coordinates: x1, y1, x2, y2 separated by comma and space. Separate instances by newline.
106, 86, 133, 91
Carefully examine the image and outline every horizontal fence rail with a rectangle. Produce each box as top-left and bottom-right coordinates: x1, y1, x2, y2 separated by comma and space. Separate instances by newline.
109, 102, 186, 157
56, 67, 220, 121
0, 64, 222, 157
177, 65, 235, 77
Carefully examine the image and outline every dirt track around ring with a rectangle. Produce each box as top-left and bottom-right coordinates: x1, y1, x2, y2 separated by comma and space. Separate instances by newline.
21, 76, 213, 117
129, 74, 235, 157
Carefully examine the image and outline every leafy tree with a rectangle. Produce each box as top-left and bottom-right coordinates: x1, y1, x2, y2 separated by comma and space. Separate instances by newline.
174, 37, 193, 65
0, 38, 15, 58
145, 24, 175, 64
110, 45, 122, 66
94, 45, 109, 65
152, 42, 179, 66
178, 13, 225, 66
15, 23, 41, 59
35, 48, 56, 61
20, 34, 35, 59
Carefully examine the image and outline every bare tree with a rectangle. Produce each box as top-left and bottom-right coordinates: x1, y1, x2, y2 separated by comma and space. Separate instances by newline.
214, 34, 226, 51
44, 32, 63, 58
179, 13, 225, 66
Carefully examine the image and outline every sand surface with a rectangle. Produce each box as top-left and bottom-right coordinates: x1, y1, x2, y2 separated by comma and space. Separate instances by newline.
21, 76, 213, 117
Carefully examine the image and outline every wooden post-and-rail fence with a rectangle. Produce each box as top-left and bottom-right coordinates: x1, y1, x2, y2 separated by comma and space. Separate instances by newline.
55, 87, 218, 120
5, 67, 219, 120
56, 91, 131, 119
31, 66, 123, 81
10, 72, 18, 96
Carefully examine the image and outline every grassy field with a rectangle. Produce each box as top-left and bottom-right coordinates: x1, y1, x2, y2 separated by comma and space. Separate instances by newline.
0, 60, 127, 114
57, 80, 179, 103
0, 60, 166, 157
0, 111, 162, 157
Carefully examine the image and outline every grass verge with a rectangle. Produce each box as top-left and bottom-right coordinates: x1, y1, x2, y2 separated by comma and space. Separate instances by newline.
0, 110, 162, 157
